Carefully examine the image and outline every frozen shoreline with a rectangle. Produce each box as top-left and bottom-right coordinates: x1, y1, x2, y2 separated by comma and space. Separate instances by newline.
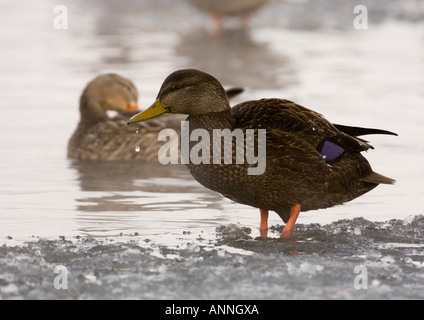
2, 215, 423, 300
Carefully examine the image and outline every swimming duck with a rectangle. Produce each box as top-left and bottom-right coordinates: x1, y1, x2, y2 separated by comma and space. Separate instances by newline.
68, 73, 243, 161
128, 69, 397, 238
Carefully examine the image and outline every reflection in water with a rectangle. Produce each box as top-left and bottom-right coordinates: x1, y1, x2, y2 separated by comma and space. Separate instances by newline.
176, 28, 295, 89
69, 160, 180, 192
69, 160, 226, 236
69, 159, 228, 237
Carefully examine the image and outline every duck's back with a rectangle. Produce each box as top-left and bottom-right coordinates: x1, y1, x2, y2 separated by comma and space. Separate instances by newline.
68, 116, 183, 162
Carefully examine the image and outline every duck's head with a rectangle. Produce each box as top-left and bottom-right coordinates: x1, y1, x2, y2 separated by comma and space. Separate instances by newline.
128, 69, 230, 125
80, 74, 138, 122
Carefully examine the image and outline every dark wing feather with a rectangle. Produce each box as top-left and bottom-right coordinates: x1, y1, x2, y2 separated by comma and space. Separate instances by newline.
333, 124, 398, 137
231, 98, 372, 155
225, 87, 244, 100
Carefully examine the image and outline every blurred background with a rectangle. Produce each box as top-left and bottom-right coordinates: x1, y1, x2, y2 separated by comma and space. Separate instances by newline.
0, 0, 423, 244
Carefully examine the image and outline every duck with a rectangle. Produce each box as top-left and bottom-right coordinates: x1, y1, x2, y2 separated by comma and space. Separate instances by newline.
128, 69, 397, 238
186, 0, 272, 35
68, 73, 243, 161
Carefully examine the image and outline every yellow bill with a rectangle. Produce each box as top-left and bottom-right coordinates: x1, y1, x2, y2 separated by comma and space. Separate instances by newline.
127, 98, 169, 124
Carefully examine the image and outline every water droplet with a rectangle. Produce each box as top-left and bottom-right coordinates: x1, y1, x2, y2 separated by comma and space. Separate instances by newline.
136, 127, 139, 134
135, 146, 140, 152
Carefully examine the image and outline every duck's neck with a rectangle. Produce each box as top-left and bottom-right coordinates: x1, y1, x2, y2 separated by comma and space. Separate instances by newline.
187, 110, 234, 132
79, 95, 108, 125
184, 110, 235, 169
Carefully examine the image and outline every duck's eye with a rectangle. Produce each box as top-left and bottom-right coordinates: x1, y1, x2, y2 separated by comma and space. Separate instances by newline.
171, 85, 182, 92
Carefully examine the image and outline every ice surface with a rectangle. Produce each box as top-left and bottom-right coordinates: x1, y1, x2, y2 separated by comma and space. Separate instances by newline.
1, 216, 423, 300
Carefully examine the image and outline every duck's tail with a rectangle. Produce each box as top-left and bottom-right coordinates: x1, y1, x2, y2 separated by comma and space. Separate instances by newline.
226, 87, 244, 100
360, 171, 396, 185
335, 124, 397, 185
333, 124, 398, 137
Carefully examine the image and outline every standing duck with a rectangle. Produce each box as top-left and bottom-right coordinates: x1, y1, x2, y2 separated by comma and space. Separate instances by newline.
128, 69, 397, 238
187, 0, 272, 35
68, 73, 243, 161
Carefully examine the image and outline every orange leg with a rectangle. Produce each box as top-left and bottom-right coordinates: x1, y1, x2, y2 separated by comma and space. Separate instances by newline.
281, 204, 301, 239
259, 209, 269, 238
212, 11, 223, 37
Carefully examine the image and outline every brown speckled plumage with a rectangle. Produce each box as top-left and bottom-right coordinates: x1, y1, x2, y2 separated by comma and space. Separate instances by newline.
186, 99, 394, 223
128, 69, 397, 236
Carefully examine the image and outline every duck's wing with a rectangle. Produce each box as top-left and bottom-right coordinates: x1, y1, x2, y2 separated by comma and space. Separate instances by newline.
232, 99, 374, 162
